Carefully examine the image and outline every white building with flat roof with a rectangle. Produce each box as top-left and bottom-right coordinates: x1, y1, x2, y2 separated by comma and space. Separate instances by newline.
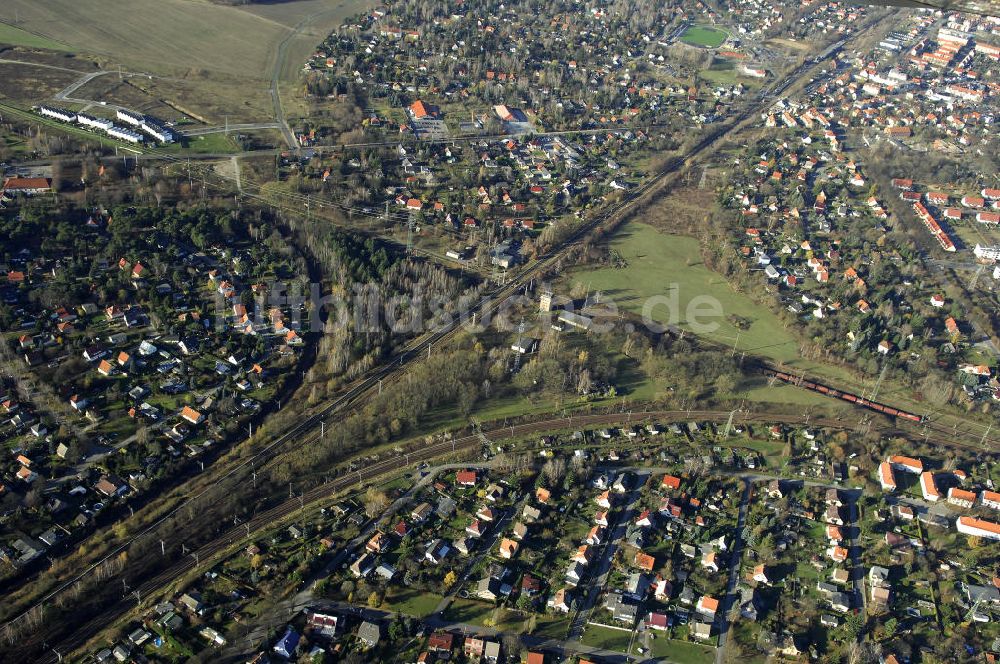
974, 244, 1000, 261
108, 126, 143, 144
77, 114, 114, 131
38, 106, 77, 123
116, 109, 144, 126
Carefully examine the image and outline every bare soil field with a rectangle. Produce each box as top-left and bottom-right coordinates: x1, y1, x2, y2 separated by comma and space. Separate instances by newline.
71, 76, 191, 123
0, 47, 100, 72
0, 60, 80, 105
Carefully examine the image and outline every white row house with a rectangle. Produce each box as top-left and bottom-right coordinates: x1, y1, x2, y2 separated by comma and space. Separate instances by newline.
116, 109, 145, 126
77, 114, 114, 131
38, 105, 77, 123
108, 126, 143, 144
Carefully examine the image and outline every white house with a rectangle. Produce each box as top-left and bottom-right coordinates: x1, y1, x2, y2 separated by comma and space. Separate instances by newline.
956, 516, 1000, 541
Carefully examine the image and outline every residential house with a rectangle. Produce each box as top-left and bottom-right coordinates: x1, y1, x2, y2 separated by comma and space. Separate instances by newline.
357, 621, 383, 648
696, 595, 719, 620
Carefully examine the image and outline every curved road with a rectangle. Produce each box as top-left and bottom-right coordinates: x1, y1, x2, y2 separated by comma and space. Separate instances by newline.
16, 405, 968, 663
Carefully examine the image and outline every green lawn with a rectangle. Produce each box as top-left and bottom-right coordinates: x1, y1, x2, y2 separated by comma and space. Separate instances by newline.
740, 380, 838, 407
383, 587, 443, 618
700, 61, 750, 87
572, 222, 800, 363
0, 22, 69, 50
651, 637, 716, 664
680, 25, 728, 48
441, 598, 498, 626
580, 624, 635, 653
531, 615, 570, 639
735, 437, 787, 468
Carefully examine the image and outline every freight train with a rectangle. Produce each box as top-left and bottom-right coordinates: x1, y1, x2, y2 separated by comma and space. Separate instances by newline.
761, 368, 925, 423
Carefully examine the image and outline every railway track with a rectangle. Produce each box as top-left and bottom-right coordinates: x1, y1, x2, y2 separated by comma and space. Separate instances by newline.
23, 401, 985, 663
1, 31, 875, 661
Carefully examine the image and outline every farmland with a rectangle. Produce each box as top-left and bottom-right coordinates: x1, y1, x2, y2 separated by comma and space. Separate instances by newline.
0, 0, 362, 79
0, 0, 372, 122
0, 23, 69, 51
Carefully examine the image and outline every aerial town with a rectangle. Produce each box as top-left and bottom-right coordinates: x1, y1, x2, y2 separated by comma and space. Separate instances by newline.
0, 0, 998, 663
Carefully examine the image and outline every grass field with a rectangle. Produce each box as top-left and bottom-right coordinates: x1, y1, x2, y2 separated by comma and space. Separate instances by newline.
740, 379, 838, 407
650, 638, 716, 664
680, 25, 728, 49
580, 624, 635, 653
699, 59, 765, 88
160, 133, 242, 155
383, 588, 442, 617
0, 22, 68, 50
573, 222, 801, 363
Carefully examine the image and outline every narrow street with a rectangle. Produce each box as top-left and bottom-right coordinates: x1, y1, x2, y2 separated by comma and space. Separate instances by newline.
567, 471, 649, 643
715, 478, 752, 664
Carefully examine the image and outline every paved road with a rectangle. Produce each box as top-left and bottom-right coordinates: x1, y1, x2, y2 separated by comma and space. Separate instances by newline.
715, 478, 752, 664
305, 599, 653, 663
432, 494, 525, 615
567, 471, 647, 643
266, 5, 343, 149
224, 461, 490, 656
179, 123, 282, 137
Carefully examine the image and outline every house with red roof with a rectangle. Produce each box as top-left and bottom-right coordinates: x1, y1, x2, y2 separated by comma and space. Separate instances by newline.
947, 488, 976, 509
409, 100, 440, 120
662, 474, 681, 490
920, 472, 940, 502
878, 461, 897, 491
956, 516, 1000, 541
696, 595, 719, 618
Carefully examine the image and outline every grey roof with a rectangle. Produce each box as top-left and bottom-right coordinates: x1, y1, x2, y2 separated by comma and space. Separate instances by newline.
358, 620, 383, 645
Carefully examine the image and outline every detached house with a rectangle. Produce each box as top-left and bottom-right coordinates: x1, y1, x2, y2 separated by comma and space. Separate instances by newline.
180, 406, 205, 425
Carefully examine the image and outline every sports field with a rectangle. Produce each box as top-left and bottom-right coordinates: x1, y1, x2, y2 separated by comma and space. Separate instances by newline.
680, 25, 728, 48
573, 222, 801, 363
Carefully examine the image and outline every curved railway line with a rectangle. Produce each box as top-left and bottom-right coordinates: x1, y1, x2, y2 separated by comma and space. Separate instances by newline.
7, 13, 988, 660
16, 405, 970, 664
